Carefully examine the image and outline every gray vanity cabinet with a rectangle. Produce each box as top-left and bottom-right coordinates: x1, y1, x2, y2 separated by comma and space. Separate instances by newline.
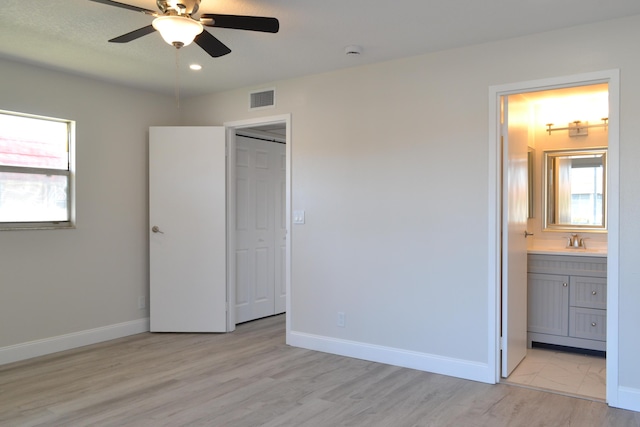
527, 254, 607, 352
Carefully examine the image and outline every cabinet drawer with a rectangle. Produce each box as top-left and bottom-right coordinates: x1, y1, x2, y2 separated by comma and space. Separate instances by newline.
570, 307, 606, 341
570, 276, 606, 309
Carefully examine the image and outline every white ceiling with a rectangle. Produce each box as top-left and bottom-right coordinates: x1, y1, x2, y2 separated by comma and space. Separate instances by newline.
2, 1, 640, 98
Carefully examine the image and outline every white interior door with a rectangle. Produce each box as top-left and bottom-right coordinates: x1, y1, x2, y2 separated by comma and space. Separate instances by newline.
149, 126, 227, 332
273, 142, 287, 314
501, 95, 529, 377
235, 136, 286, 323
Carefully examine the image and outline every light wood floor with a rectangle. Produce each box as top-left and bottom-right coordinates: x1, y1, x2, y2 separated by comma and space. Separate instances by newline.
1, 315, 638, 427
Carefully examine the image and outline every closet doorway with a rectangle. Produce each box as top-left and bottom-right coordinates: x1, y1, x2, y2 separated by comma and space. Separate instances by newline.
225, 115, 291, 329
234, 126, 286, 323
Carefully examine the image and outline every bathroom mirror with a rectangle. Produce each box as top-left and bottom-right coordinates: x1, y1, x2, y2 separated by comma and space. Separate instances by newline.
544, 148, 606, 232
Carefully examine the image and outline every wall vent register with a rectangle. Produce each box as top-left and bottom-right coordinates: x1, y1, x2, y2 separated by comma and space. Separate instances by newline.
250, 89, 276, 110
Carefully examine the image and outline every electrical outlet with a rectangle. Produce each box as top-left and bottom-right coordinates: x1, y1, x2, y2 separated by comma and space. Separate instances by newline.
138, 296, 146, 309
337, 311, 345, 327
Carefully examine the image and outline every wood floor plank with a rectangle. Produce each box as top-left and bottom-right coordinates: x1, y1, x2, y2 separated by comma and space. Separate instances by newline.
1, 314, 638, 426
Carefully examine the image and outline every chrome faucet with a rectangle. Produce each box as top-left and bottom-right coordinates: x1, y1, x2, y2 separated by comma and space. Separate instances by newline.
567, 234, 586, 249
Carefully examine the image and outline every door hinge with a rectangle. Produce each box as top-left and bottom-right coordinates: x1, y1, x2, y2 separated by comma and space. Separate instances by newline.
500, 336, 504, 350
225, 301, 229, 312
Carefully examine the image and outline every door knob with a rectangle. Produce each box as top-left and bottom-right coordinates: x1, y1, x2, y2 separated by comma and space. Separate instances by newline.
524, 231, 534, 238
151, 226, 164, 234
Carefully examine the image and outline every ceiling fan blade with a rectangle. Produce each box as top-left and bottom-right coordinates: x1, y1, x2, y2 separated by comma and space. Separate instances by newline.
87, 0, 157, 15
199, 14, 279, 33
109, 25, 156, 43
195, 30, 232, 57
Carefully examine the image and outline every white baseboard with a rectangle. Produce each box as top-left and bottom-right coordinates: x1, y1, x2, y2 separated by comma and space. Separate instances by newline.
616, 386, 640, 412
0, 318, 150, 366
287, 331, 493, 384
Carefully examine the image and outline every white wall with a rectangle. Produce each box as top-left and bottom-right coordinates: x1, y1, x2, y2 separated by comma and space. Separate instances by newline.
0, 59, 176, 359
182, 15, 640, 409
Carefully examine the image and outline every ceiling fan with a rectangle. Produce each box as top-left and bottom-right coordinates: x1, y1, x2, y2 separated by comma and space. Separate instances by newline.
89, 0, 279, 57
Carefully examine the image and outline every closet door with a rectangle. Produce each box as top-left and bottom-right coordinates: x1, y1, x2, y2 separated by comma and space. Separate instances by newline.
273, 142, 287, 315
235, 136, 285, 323
149, 126, 227, 332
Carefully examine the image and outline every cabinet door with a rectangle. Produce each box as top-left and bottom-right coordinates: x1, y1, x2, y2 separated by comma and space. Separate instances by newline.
527, 273, 569, 336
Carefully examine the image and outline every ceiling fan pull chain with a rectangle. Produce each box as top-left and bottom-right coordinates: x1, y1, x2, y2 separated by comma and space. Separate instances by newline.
175, 47, 181, 110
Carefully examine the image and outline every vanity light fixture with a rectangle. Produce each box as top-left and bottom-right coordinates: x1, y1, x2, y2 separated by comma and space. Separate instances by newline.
545, 118, 608, 136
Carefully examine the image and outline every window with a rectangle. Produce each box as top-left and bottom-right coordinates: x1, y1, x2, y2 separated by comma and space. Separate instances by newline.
569, 162, 603, 225
0, 110, 75, 230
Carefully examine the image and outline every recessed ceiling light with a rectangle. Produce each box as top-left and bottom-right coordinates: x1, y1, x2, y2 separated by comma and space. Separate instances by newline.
189, 64, 202, 71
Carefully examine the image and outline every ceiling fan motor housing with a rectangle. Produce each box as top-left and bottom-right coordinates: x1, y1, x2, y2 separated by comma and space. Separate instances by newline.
157, 0, 200, 15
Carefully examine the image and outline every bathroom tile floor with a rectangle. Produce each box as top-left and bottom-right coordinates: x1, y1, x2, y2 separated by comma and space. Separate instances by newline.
504, 347, 606, 401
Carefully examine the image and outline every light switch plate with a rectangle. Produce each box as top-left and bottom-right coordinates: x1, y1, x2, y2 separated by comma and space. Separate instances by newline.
293, 210, 305, 224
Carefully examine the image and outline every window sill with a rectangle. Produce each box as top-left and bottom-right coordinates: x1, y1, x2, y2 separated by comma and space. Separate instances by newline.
0, 223, 75, 231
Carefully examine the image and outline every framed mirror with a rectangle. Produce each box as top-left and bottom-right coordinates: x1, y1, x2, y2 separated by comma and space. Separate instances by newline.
543, 148, 607, 232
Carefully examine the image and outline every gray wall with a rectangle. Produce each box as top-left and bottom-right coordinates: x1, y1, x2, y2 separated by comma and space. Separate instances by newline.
182, 15, 640, 407
0, 59, 176, 348
1, 13, 639, 411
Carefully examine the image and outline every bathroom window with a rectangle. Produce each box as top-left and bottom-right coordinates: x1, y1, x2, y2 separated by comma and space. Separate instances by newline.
0, 110, 75, 230
569, 165, 603, 225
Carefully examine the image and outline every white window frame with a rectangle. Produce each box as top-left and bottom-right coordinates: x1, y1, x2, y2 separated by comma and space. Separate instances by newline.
0, 110, 76, 230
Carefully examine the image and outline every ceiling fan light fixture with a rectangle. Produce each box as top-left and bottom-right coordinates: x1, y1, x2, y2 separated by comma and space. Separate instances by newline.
152, 15, 203, 48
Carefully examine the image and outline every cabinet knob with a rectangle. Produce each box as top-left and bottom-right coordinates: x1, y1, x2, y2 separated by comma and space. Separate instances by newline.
591, 322, 597, 327
592, 290, 597, 295
563, 282, 568, 287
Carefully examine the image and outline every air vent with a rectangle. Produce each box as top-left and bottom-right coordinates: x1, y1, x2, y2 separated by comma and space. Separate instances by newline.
249, 88, 275, 110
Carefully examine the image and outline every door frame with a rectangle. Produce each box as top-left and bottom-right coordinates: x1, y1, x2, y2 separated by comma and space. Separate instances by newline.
224, 114, 292, 336
487, 70, 620, 405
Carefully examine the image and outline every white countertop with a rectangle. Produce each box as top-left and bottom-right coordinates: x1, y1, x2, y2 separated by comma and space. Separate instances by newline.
527, 248, 607, 257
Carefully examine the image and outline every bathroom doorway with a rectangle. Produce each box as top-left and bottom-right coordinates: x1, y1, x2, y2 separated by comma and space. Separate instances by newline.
489, 70, 620, 404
